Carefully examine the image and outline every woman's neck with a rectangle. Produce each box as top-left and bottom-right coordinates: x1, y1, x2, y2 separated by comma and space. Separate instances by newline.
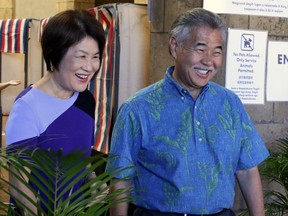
33, 73, 73, 99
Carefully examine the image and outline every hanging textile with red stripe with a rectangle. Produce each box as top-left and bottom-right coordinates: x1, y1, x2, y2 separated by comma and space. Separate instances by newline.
0, 19, 30, 53
88, 5, 118, 154
38, 17, 50, 41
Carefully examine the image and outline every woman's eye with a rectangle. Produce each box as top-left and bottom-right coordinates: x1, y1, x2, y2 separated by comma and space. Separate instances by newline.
76, 55, 85, 59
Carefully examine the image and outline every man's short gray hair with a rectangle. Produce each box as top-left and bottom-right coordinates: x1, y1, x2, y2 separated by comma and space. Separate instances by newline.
169, 8, 227, 45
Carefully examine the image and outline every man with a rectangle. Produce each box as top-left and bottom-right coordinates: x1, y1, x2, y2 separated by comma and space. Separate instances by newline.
107, 8, 269, 216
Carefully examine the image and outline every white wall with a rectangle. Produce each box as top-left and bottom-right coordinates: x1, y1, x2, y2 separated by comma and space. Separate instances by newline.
117, 3, 150, 108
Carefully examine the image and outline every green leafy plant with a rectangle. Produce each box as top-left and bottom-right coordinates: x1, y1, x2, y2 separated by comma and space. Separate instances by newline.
260, 137, 288, 216
238, 138, 288, 216
0, 148, 133, 216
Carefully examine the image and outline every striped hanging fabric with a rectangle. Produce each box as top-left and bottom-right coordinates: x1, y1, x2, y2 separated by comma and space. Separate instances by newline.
38, 17, 50, 41
0, 19, 30, 53
88, 5, 118, 154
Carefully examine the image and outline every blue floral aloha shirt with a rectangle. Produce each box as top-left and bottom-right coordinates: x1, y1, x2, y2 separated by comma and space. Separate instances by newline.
106, 66, 269, 214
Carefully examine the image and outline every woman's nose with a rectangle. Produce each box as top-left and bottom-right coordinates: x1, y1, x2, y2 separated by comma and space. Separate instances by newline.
82, 59, 93, 72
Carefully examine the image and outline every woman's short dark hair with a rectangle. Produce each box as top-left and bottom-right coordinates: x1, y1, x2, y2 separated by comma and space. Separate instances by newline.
41, 9, 106, 72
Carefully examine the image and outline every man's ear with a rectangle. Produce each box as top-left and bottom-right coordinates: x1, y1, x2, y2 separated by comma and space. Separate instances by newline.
169, 37, 178, 59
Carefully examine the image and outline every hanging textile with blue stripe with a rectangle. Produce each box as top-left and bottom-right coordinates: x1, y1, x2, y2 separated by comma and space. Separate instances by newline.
38, 17, 50, 41
0, 19, 30, 53
88, 5, 119, 154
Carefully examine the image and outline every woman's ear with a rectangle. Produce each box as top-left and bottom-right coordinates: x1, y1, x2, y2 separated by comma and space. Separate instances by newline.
169, 37, 178, 59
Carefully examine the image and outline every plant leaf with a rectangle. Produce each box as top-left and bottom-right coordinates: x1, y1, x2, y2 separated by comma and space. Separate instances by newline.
0, 148, 134, 215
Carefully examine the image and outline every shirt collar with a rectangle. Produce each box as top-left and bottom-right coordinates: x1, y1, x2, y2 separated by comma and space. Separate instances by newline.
164, 66, 210, 98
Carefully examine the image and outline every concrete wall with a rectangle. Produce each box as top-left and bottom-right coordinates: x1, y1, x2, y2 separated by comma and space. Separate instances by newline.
0, 0, 97, 20
15, 0, 56, 19
0, 0, 13, 18
56, 0, 95, 12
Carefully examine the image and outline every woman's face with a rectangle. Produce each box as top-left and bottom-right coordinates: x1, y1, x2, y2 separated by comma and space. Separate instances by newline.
54, 36, 101, 93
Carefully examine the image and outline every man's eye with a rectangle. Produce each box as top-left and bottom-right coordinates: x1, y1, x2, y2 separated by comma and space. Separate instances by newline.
195, 48, 204, 54
213, 51, 222, 57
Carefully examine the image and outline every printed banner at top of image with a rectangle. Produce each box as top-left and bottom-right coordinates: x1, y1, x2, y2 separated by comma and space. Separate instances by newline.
203, 0, 288, 18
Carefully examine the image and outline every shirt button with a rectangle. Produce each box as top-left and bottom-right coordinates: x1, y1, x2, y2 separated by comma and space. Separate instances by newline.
197, 121, 200, 125
199, 138, 202, 142
181, 96, 184, 100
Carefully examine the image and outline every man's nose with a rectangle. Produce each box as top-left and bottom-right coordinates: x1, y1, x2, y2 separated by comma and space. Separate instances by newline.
201, 51, 213, 66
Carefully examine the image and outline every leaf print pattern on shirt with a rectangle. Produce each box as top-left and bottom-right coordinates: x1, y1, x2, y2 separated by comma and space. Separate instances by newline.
194, 120, 220, 145
198, 161, 222, 199
146, 82, 171, 121
113, 109, 141, 150
153, 108, 193, 208
218, 100, 239, 140
128, 110, 141, 144
241, 137, 253, 160
163, 181, 194, 211
157, 151, 177, 169
242, 121, 253, 132
154, 109, 191, 153
112, 113, 126, 139
137, 150, 177, 171
153, 109, 192, 174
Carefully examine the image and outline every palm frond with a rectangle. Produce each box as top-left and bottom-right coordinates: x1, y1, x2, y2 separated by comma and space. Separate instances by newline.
238, 137, 288, 216
260, 137, 288, 216
275, 138, 288, 157
0, 148, 134, 215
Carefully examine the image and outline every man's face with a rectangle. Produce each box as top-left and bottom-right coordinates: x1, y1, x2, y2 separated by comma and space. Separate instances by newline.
170, 26, 223, 94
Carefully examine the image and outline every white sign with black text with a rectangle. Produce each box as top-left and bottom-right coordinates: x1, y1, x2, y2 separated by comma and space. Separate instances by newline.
225, 29, 268, 104
203, 0, 288, 18
266, 41, 288, 101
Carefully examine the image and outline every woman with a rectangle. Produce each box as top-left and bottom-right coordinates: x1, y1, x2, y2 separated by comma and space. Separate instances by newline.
5, 9, 106, 214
